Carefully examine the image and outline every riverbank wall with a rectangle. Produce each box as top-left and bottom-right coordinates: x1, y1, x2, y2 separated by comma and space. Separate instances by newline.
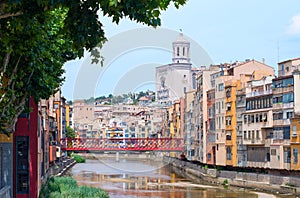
78, 152, 164, 161
164, 156, 300, 196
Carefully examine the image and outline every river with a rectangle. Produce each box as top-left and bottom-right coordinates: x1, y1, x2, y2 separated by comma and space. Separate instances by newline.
71, 156, 279, 198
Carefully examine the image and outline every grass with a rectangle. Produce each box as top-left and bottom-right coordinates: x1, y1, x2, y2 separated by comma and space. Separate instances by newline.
73, 154, 86, 163
39, 177, 109, 198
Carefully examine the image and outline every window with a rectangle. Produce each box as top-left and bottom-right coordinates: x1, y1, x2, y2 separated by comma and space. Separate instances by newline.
248, 131, 251, 139
259, 114, 263, 122
218, 83, 224, 91
226, 131, 232, 140
292, 126, 297, 137
226, 88, 231, 98
207, 153, 212, 160
283, 126, 290, 139
226, 147, 232, 160
267, 152, 270, 162
273, 96, 282, 103
226, 102, 231, 111
283, 93, 294, 103
273, 112, 283, 120
256, 130, 260, 139
16, 136, 29, 194
246, 101, 250, 110
251, 115, 254, 123
271, 149, 276, 155
183, 47, 185, 56
177, 47, 179, 56
226, 117, 232, 126
284, 148, 291, 163
293, 149, 298, 164
287, 111, 294, 119
263, 113, 268, 122
244, 115, 247, 124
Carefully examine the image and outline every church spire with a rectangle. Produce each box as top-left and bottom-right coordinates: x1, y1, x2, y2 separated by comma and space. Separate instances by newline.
172, 32, 190, 64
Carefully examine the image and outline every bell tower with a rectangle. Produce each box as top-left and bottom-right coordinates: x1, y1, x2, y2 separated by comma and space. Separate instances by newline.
172, 32, 190, 64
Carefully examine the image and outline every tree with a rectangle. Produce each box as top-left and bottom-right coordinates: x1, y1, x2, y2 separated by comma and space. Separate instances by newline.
66, 126, 76, 139
0, 0, 186, 134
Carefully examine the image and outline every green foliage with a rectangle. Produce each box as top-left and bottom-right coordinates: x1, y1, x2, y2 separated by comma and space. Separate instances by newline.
66, 126, 76, 138
73, 154, 86, 163
222, 179, 229, 186
0, 0, 186, 134
39, 176, 109, 198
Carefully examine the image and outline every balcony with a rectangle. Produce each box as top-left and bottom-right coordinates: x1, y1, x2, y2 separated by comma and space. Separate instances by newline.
273, 102, 294, 110
244, 138, 265, 145
273, 119, 290, 126
246, 90, 272, 98
272, 86, 293, 94
271, 139, 290, 145
237, 144, 247, 151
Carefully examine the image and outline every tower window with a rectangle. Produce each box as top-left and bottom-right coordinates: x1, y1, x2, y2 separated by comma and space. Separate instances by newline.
177, 47, 179, 56
183, 47, 185, 56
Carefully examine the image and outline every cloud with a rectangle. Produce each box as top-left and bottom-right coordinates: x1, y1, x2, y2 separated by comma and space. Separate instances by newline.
287, 14, 300, 35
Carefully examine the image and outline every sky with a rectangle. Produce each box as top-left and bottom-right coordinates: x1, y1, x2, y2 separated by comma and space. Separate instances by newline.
62, 0, 300, 100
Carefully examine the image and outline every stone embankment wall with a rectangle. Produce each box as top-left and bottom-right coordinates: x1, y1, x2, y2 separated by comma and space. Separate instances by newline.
164, 156, 300, 195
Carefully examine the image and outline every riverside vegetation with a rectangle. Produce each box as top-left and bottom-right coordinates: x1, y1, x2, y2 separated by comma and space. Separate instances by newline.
39, 176, 108, 198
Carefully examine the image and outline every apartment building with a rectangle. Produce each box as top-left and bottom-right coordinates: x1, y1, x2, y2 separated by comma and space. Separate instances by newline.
194, 66, 220, 163
242, 76, 274, 168
291, 70, 300, 170
206, 88, 216, 165
184, 90, 196, 160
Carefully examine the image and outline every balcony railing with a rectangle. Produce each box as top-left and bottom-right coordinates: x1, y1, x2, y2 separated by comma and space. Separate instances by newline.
273, 119, 290, 126
0, 186, 11, 198
246, 90, 272, 97
243, 138, 265, 145
272, 86, 293, 94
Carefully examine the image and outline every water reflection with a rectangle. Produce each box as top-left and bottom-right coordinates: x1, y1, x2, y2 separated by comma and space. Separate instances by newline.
71, 158, 270, 198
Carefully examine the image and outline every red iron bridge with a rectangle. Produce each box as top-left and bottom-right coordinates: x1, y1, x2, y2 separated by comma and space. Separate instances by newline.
60, 138, 184, 152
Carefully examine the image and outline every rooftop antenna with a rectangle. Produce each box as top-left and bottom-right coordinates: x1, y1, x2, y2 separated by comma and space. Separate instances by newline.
277, 41, 280, 63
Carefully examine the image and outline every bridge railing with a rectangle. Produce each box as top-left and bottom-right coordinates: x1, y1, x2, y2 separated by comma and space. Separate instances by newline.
60, 138, 184, 152
0, 186, 10, 198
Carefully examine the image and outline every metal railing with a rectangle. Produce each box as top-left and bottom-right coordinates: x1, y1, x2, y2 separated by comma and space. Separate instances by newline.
246, 90, 272, 97
0, 186, 10, 198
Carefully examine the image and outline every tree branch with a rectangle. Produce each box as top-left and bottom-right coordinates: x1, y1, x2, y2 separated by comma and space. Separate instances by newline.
1, 49, 11, 74
0, 11, 22, 20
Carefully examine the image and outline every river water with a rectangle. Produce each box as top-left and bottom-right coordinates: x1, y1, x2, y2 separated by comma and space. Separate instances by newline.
71, 157, 279, 198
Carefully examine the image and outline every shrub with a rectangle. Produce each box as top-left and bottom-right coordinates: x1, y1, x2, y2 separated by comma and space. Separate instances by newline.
73, 154, 86, 163
222, 179, 228, 185
39, 176, 108, 198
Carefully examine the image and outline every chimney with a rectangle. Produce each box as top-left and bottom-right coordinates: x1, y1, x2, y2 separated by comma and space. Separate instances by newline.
262, 58, 265, 64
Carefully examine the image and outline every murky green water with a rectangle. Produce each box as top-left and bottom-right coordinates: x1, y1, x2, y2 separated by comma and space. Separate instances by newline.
71, 157, 278, 198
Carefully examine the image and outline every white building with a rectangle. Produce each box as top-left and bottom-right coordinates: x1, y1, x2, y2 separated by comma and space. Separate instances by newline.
156, 33, 198, 102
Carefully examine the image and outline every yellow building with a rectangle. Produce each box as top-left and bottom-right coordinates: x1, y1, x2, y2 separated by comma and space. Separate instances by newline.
291, 117, 300, 170
225, 80, 237, 166
65, 103, 72, 127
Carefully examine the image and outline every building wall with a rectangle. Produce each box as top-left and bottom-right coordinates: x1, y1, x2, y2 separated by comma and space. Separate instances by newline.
214, 75, 233, 166
294, 71, 300, 116
225, 81, 237, 166
278, 58, 300, 77
73, 100, 95, 121
14, 98, 38, 198
156, 64, 192, 101
291, 117, 300, 170
184, 90, 196, 160
0, 134, 13, 198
